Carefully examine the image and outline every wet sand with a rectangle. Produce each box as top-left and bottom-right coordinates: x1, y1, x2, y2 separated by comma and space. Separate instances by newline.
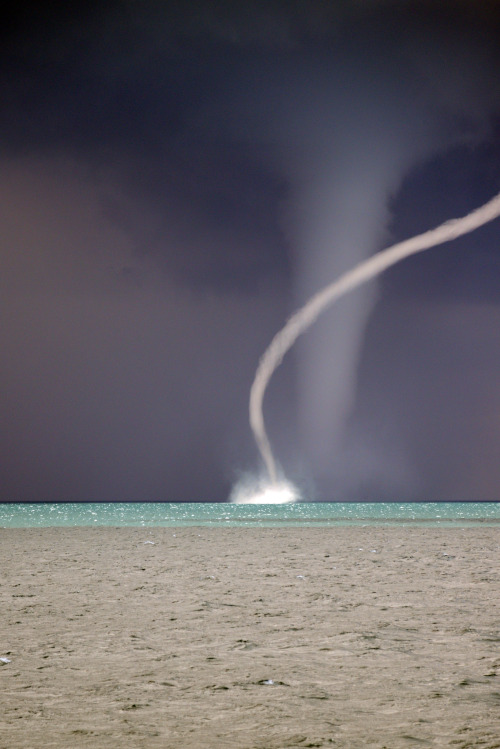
1, 526, 499, 748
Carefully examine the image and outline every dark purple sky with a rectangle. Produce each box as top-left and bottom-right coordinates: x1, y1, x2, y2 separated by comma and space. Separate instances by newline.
1, 1, 500, 502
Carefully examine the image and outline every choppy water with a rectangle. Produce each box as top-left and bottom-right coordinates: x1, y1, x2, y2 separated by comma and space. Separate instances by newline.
0, 502, 499, 527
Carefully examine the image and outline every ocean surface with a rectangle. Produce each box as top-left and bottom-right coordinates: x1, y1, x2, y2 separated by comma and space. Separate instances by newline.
0, 502, 499, 527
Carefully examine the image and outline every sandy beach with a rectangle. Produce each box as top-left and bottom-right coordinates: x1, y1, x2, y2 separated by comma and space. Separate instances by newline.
1, 526, 499, 748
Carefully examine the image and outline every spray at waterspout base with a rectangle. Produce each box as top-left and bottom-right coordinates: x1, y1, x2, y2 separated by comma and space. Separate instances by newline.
230, 476, 300, 504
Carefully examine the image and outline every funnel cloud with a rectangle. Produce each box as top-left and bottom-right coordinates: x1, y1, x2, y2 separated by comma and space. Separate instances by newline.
234, 25, 500, 495
250, 192, 500, 486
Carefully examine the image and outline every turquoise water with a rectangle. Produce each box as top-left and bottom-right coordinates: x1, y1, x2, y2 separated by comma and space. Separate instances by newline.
0, 502, 499, 527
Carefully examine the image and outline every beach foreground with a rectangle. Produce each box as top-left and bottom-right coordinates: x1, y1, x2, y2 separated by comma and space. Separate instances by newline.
1, 526, 499, 749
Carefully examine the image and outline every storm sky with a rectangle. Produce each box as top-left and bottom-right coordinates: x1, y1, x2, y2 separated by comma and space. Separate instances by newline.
1, 1, 500, 502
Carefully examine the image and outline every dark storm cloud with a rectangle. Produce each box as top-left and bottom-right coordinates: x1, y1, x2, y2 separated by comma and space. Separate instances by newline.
1, 1, 294, 292
3, 1, 498, 292
1, 1, 500, 501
